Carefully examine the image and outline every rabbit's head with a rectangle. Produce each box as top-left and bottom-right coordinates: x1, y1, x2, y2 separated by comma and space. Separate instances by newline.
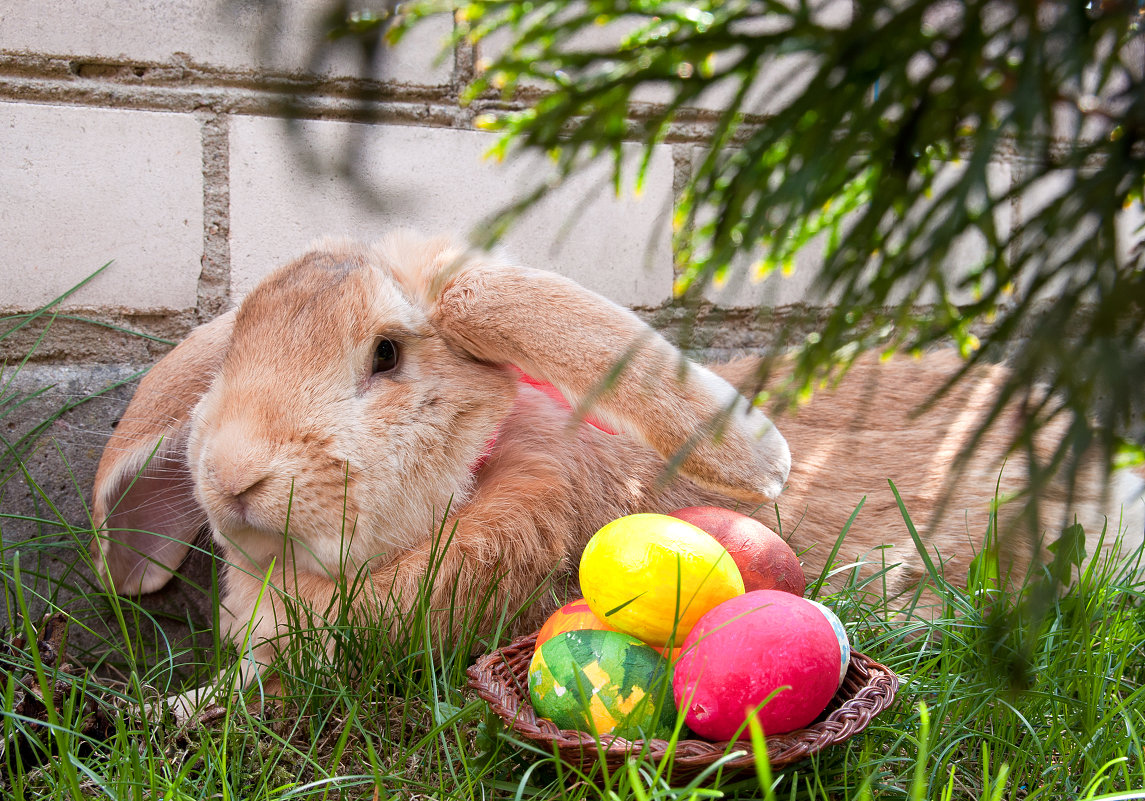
187, 235, 517, 577
91, 231, 790, 594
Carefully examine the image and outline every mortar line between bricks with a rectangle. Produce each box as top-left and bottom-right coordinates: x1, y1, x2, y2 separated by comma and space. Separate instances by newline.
0, 71, 778, 146
0, 74, 472, 127
0, 53, 463, 102
197, 111, 232, 321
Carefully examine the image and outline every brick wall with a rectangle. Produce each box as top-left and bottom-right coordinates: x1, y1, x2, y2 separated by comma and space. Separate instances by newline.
4, 1, 1143, 345
1, 3, 684, 326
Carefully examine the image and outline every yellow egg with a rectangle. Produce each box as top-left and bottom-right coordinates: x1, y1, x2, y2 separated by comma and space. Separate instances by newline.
579, 513, 745, 647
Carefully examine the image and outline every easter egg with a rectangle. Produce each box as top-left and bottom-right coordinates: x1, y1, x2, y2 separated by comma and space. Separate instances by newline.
806, 599, 851, 689
528, 629, 677, 740
673, 590, 848, 740
536, 598, 616, 648
580, 513, 745, 647
669, 506, 805, 596
537, 599, 680, 659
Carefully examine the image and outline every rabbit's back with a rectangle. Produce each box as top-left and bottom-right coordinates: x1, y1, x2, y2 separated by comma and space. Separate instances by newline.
714, 352, 1144, 597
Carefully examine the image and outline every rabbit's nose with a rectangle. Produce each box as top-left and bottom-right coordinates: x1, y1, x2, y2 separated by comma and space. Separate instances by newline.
201, 454, 276, 532
205, 453, 272, 500
201, 426, 275, 502
215, 470, 270, 502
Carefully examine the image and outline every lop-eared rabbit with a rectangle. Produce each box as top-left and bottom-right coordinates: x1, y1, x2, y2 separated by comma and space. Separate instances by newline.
90, 231, 1143, 710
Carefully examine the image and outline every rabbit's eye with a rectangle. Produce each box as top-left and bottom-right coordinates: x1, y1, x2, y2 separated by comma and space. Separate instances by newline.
373, 338, 400, 374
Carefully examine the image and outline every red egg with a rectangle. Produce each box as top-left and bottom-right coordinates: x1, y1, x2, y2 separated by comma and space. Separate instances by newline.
673, 590, 845, 740
669, 506, 805, 596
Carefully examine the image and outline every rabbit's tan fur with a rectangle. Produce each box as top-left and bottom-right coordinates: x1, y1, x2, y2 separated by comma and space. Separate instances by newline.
90, 231, 1143, 707
727, 354, 1143, 596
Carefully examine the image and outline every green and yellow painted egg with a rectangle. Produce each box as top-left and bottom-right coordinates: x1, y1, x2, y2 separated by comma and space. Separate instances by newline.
528, 629, 677, 740
580, 513, 746, 647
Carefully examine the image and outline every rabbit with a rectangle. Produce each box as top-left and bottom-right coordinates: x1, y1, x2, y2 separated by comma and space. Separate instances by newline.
89, 230, 1143, 714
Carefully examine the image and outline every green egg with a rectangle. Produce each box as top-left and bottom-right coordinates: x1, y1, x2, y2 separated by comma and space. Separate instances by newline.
528, 629, 678, 740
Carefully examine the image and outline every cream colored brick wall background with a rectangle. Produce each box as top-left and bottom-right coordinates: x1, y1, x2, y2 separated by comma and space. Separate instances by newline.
12, 0, 1133, 339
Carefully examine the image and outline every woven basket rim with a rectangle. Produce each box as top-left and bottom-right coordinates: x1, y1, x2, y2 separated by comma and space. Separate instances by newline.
466, 631, 900, 780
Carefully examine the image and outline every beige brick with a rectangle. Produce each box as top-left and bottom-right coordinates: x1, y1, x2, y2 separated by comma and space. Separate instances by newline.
1018, 170, 1143, 298
229, 116, 675, 306
476, 0, 849, 114
0, 0, 453, 85
676, 0, 852, 115
0, 102, 202, 312
700, 237, 837, 310
703, 158, 1012, 309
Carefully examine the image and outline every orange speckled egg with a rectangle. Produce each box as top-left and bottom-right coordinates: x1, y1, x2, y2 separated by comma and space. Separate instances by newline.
536, 598, 616, 648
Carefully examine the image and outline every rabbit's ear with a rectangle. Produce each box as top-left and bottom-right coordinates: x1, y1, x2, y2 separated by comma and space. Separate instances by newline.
90, 312, 235, 595
430, 259, 791, 504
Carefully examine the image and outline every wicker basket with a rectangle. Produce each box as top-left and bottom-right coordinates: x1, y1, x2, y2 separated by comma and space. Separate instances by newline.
466, 632, 899, 783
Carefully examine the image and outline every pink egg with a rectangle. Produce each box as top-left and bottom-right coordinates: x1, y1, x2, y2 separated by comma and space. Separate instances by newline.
672, 590, 845, 740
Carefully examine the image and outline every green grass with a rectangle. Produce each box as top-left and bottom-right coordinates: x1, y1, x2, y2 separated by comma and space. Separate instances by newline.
3, 461, 1144, 799
1, 294, 1144, 800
